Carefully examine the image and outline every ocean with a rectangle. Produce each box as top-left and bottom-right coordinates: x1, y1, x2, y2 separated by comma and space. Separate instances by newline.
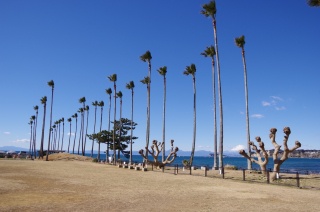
89, 153, 320, 174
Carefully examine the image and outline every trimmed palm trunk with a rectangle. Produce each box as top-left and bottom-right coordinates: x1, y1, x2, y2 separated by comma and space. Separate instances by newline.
183, 64, 197, 168
67, 118, 72, 153
202, 1, 224, 172
126, 81, 135, 165
39, 96, 47, 159
108, 74, 117, 165
157, 66, 167, 162
46, 80, 54, 161
106, 88, 112, 161
91, 101, 98, 157
235, 35, 252, 170
140, 51, 152, 163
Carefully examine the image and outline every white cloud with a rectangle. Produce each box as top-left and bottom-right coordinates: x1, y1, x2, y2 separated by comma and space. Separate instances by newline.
13, 139, 29, 143
251, 114, 264, 118
271, 96, 283, 101
231, 145, 245, 151
3, 132, 11, 135
262, 101, 271, 106
275, 106, 286, 111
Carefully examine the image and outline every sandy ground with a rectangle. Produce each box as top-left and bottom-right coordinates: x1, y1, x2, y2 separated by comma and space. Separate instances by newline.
0, 155, 319, 212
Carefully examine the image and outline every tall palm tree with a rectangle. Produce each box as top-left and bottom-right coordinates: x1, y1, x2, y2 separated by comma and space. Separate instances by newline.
97, 100, 104, 161
183, 64, 197, 168
108, 74, 117, 165
157, 66, 167, 162
57, 119, 61, 151
60, 117, 65, 151
52, 123, 57, 150
83, 105, 89, 156
29, 116, 35, 157
105, 88, 112, 161
71, 113, 78, 154
116, 91, 123, 159
28, 119, 33, 157
67, 117, 72, 153
79, 97, 86, 155
91, 101, 98, 157
39, 96, 47, 159
235, 35, 252, 170
126, 81, 135, 165
308, 0, 320, 6
140, 75, 151, 164
140, 51, 152, 161
77, 107, 84, 155
33, 105, 38, 157
201, 0, 224, 172
46, 80, 54, 161
201, 45, 218, 170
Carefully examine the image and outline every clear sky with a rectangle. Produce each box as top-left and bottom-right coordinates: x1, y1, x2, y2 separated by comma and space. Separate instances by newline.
0, 0, 319, 153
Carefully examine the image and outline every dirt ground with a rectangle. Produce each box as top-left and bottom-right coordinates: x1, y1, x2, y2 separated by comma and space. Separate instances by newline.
1, 154, 319, 212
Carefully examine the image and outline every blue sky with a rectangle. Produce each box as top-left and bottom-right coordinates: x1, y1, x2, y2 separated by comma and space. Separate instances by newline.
0, 0, 319, 153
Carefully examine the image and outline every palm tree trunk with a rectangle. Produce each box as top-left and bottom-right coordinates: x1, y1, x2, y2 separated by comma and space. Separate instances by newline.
129, 91, 134, 165
212, 18, 224, 172
91, 106, 97, 157
98, 107, 103, 161
211, 59, 218, 170
107, 96, 111, 161
242, 48, 252, 170
39, 104, 46, 159
190, 76, 196, 167
162, 76, 166, 162
68, 122, 71, 153
73, 118, 77, 154
84, 109, 89, 156
46, 88, 54, 161
113, 85, 117, 165
61, 122, 64, 152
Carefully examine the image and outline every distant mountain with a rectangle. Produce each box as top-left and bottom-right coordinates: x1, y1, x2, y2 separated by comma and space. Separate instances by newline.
0, 146, 29, 151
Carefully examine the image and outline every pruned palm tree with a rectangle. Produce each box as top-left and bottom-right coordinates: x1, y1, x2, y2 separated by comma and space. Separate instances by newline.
308, 0, 320, 6
39, 96, 47, 159
72, 113, 78, 154
201, 45, 218, 170
29, 116, 35, 157
52, 123, 57, 150
79, 97, 86, 155
97, 100, 104, 161
57, 119, 61, 151
60, 117, 64, 151
140, 75, 151, 164
235, 35, 252, 170
183, 64, 197, 168
33, 105, 39, 157
67, 117, 72, 153
116, 91, 123, 159
140, 50, 152, 163
126, 81, 135, 165
77, 107, 84, 155
83, 105, 89, 156
28, 119, 33, 157
91, 101, 98, 157
201, 1, 224, 172
108, 74, 117, 165
157, 66, 167, 162
106, 88, 112, 161
46, 80, 54, 161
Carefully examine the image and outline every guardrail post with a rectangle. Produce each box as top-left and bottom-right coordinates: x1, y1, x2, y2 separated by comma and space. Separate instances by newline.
267, 171, 270, 184
242, 169, 245, 181
205, 167, 207, 177
296, 172, 300, 188
176, 165, 179, 174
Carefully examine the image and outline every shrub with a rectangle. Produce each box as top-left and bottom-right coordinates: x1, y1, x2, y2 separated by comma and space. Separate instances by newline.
92, 158, 98, 163
224, 164, 238, 170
